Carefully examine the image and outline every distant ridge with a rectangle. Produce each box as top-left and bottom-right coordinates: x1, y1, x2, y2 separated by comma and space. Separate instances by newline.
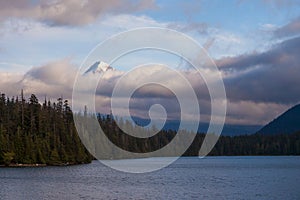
130, 116, 262, 136
257, 104, 300, 135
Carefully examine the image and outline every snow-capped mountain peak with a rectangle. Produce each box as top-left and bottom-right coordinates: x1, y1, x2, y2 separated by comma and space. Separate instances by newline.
84, 61, 113, 74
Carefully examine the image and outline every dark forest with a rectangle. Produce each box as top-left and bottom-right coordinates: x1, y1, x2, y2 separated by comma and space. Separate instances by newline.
0, 92, 299, 166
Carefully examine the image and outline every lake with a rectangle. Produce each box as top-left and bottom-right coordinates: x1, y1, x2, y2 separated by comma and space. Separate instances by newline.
0, 156, 299, 200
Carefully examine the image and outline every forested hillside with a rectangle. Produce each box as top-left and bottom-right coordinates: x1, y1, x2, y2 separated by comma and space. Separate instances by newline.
186, 132, 300, 156
1, 91, 300, 166
95, 114, 300, 158
257, 104, 300, 135
0, 91, 93, 166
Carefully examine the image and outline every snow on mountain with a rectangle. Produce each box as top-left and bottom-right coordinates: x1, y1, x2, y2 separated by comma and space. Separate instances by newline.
84, 61, 113, 74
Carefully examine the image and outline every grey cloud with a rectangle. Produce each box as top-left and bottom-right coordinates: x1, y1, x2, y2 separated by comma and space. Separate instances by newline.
273, 16, 300, 38
225, 101, 290, 125
167, 22, 209, 35
0, 59, 211, 123
94, 69, 211, 103
2, 42, 299, 125
217, 36, 300, 104
0, 57, 293, 126
129, 97, 181, 120
0, 0, 157, 26
94, 71, 212, 122
216, 36, 300, 71
203, 38, 215, 50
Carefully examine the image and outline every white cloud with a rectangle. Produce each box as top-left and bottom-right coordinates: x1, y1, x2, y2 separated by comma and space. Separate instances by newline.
0, 14, 170, 68
0, 58, 77, 100
0, 0, 157, 26
260, 23, 278, 32
101, 14, 167, 29
0, 57, 295, 126
0, 4, 296, 127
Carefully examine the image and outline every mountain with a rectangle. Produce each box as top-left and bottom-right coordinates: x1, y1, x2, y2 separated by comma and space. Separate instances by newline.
257, 104, 300, 135
131, 116, 262, 136
84, 61, 113, 74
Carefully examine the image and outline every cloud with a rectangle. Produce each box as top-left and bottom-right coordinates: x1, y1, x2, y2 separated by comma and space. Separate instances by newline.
216, 36, 300, 104
226, 100, 290, 125
0, 58, 78, 100
203, 38, 216, 51
260, 23, 278, 32
24, 58, 77, 86
0, 14, 171, 70
273, 16, 300, 38
22, 58, 79, 100
0, 56, 296, 126
0, 72, 23, 97
217, 36, 300, 71
0, 0, 157, 26
9, 61, 210, 123
101, 14, 166, 29
93, 65, 209, 101
167, 22, 209, 35
1, 30, 299, 125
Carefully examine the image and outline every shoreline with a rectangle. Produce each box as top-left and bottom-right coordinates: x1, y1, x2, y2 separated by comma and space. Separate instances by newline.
1, 155, 299, 167
0, 163, 47, 168
0, 162, 91, 168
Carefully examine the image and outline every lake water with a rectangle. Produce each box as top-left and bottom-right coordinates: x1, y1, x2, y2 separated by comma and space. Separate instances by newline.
0, 156, 299, 200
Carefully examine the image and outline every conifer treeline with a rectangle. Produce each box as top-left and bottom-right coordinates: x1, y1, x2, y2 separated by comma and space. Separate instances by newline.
0, 91, 92, 166
1, 91, 300, 166
91, 114, 300, 158
185, 132, 300, 156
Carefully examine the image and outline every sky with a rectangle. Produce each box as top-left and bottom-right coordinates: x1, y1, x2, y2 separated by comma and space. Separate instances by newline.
0, 0, 300, 126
